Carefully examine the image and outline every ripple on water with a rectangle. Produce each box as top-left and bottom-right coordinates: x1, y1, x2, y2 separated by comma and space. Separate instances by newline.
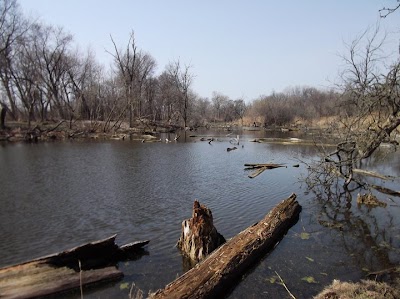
2, 138, 399, 298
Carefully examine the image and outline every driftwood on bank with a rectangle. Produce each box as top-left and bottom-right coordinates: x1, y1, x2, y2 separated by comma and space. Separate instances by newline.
244, 163, 286, 178
0, 235, 149, 299
151, 193, 302, 299
177, 200, 225, 263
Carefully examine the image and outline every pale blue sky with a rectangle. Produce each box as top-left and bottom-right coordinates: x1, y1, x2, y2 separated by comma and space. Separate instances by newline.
18, 1, 400, 101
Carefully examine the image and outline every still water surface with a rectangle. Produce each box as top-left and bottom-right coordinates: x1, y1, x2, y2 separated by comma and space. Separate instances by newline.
1, 131, 400, 298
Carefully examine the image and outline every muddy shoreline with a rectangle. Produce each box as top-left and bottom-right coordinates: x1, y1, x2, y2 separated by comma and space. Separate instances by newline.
0, 120, 180, 143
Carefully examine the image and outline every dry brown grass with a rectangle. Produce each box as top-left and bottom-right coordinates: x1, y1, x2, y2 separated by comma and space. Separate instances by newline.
314, 279, 400, 299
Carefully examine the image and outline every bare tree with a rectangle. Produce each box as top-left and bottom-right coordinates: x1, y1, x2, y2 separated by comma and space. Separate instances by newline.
142, 76, 158, 121
0, 102, 7, 128
108, 31, 138, 128
191, 97, 211, 126
379, 0, 400, 18
157, 71, 180, 123
108, 31, 156, 127
0, 0, 29, 120
29, 23, 74, 120
319, 27, 400, 187
135, 52, 156, 119
234, 98, 246, 126
166, 60, 193, 128
9, 34, 40, 127
221, 99, 235, 122
211, 91, 229, 122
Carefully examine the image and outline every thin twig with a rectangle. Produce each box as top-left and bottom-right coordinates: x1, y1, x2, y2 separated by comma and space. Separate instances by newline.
79, 260, 83, 299
275, 271, 296, 299
129, 282, 144, 299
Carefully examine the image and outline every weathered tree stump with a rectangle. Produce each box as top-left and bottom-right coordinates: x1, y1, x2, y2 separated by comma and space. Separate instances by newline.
177, 200, 225, 262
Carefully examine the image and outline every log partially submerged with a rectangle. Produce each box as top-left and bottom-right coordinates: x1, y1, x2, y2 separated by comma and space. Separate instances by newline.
370, 184, 400, 197
152, 193, 301, 299
244, 163, 285, 169
0, 235, 149, 299
247, 166, 269, 178
244, 163, 286, 178
353, 168, 393, 180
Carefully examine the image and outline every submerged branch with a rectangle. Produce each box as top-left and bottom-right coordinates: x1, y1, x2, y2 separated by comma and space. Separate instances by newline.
353, 169, 393, 180
370, 184, 400, 197
275, 271, 296, 299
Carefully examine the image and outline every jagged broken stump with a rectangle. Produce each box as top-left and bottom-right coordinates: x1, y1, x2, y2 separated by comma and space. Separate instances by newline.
177, 200, 225, 262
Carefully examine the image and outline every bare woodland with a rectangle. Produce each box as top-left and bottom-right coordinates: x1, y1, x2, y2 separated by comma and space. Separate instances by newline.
1, 3, 399, 188
2, 0, 400, 182
0, 0, 344, 134
0, 0, 250, 132
2, 0, 400, 145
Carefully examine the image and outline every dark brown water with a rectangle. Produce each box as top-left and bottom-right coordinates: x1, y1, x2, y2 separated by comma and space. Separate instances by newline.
1, 130, 399, 298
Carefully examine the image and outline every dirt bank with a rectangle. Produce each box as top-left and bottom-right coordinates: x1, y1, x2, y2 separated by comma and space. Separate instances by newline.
0, 120, 179, 143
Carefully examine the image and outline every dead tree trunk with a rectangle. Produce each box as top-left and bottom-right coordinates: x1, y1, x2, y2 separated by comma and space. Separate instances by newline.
177, 200, 225, 263
152, 193, 302, 299
0, 104, 7, 129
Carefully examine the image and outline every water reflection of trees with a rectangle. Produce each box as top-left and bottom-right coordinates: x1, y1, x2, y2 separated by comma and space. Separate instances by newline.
267, 143, 320, 158
305, 163, 400, 284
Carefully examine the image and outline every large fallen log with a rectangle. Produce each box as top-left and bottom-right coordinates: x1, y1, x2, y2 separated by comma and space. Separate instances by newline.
0, 235, 149, 299
151, 193, 301, 299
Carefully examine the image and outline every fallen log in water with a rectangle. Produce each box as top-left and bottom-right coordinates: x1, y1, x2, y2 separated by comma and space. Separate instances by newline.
244, 163, 286, 178
244, 163, 285, 169
370, 184, 400, 197
353, 168, 393, 180
247, 166, 269, 178
0, 235, 149, 299
151, 193, 301, 299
